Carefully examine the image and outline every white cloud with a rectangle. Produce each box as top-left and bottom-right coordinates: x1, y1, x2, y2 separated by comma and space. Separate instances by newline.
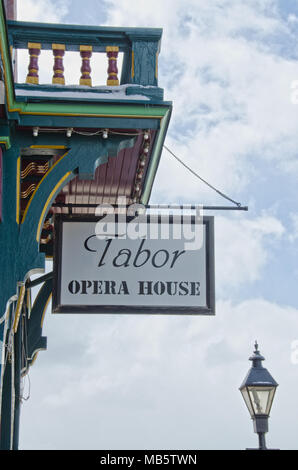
289, 213, 298, 242
215, 214, 285, 290
288, 14, 298, 24
19, 297, 298, 449
16, 0, 298, 196
100, 0, 298, 200
17, 0, 70, 23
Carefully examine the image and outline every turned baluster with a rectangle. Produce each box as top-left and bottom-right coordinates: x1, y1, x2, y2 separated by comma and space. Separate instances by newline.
106, 46, 119, 86
79, 45, 92, 86
26, 42, 41, 85
52, 44, 65, 85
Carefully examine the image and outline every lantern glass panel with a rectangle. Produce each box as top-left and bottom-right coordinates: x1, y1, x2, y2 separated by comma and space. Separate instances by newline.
248, 386, 276, 415
240, 387, 254, 417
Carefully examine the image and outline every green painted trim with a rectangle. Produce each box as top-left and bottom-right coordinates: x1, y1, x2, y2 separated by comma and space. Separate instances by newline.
10, 101, 169, 118
141, 108, 172, 204
0, 136, 11, 149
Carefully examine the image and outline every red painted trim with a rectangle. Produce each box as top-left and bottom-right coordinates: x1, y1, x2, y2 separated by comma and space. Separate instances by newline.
4, 0, 17, 20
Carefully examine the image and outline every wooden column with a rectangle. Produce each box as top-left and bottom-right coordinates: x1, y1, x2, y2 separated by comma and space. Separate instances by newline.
106, 46, 119, 86
128, 35, 160, 86
26, 43, 41, 85
79, 45, 92, 86
52, 44, 65, 85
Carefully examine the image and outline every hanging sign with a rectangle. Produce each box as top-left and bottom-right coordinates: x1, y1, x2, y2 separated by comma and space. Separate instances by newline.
52, 212, 215, 315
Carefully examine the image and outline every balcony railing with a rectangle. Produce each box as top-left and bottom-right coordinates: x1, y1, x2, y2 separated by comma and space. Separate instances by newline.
7, 20, 162, 89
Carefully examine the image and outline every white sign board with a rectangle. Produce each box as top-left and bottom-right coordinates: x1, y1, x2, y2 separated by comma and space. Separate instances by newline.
53, 214, 215, 315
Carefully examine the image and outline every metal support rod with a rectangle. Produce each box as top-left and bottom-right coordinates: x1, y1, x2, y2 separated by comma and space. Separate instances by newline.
52, 203, 248, 211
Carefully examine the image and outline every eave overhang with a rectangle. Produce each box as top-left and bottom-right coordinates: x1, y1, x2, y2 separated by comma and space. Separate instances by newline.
0, 2, 172, 207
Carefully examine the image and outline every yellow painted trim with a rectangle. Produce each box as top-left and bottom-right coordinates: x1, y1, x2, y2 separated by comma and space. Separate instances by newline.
13, 284, 26, 333
21, 149, 69, 224
16, 157, 20, 224
29, 348, 43, 367
29, 353, 38, 367
26, 76, 39, 85
30, 145, 67, 149
52, 44, 65, 50
41, 293, 52, 328
21, 183, 36, 198
52, 77, 65, 85
26, 288, 31, 312
21, 162, 35, 178
21, 161, 48, 178
107, 79, 119, 86
80, 78, 92, 86
28, 42, 41, 49
0, 140, 10, 150
36, 171, 72, 242
80, 45, 92, 52
106, 46, 119, 52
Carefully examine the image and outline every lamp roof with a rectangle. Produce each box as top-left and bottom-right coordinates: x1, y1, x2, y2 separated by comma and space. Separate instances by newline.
239, 341, 278, 389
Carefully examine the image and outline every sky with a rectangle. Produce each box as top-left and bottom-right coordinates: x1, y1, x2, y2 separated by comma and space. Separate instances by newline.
14, 0, 298, 450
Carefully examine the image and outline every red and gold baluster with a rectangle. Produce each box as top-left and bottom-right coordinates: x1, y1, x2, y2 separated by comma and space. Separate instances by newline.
79, 45, 92, 86
52, 44, 65, 85
106, 46, 119, 86
26, 42, 41, 84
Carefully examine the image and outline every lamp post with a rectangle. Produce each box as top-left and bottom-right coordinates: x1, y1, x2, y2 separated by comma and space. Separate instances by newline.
239, 342, 278, 450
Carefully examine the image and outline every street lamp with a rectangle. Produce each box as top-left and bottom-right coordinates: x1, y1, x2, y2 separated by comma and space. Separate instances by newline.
239, 342, 278, 450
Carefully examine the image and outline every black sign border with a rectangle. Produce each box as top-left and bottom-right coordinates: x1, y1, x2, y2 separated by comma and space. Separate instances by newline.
52, 214, 215, 315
